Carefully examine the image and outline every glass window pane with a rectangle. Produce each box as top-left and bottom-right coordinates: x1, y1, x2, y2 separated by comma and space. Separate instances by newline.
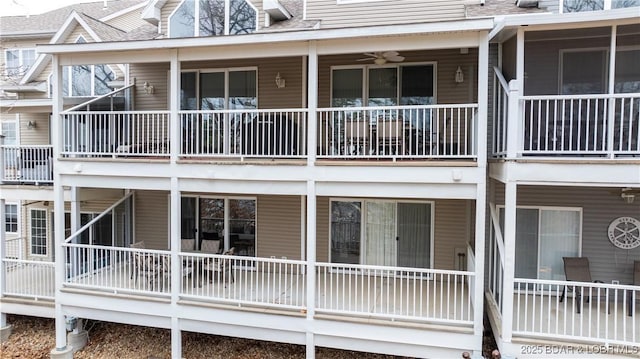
1, 122, 17, 145
561, 50, 606, 94
539, 210, 580, 281
5, 50, 19, 75
170, 0, 196, 38
94, 65, 115, 95
200, 72, 225, 109
229, 70, 257, 109
30, 209, 47, 255
332, 69, 363, 107
22, 49, 36, 69
200, 0, 225, 36
5, 204, 18, 233
181, 72, 198, 110
71, 65, 92, 96
229, 0, 256, 35
400, 65, 434, 105
229, 199, 255, 256
368, 67, 397, 106
514, 209, 539, 279
615, 49, 640, 93
365, 201, 396, 266
563, 0, 604, 12
612, 0, 640, 7
331, 201, 361, 264
200, 198, 224, 236
181, 197, 197, 239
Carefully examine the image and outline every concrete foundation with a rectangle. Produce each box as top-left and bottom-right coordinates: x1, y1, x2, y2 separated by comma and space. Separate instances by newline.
0, 324, 13, 343
68, 330, 88, 353
50, 346, 74, 359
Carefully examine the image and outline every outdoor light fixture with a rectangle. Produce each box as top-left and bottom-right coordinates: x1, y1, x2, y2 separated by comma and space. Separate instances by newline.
143, 82, 155, 94
622, 191, 635, 204
455, 66, 464, 83
275, 72, 286, 88
27, 120, 37, 130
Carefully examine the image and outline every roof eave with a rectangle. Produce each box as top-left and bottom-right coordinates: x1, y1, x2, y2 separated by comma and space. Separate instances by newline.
37, 17, 496, 55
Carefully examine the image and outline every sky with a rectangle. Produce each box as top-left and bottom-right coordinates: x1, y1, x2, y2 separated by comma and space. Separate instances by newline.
1, 0, 98, 16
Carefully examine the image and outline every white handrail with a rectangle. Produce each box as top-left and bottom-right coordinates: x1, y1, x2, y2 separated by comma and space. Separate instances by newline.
64, 191, 134, 243
62, 83, 134, 113
493, 66, 510, 93
489, 202, 505, 267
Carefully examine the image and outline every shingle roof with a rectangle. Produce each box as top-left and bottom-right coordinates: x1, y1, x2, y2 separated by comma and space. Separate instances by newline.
0, 0, 146, 36
466, 0, 547, 18
261, 0, 319, 32
76, 12, 127, 42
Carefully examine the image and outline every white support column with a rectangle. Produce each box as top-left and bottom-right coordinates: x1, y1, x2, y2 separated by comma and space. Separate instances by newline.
606, 25, 617, 158
305, 181, 316, 359
501, 181, 517, 343
473, 31, 489, 353
307, 42, 318, 166
515, 28, 525, 95
70, 187, 80, 279
506, 81, 520, 159
170, 177, 182, 359
51, 54, 72, 357
0, 135, 4, 183
169, 50, 180, 163
301, 196, 306, 263
0, 197, 6, 298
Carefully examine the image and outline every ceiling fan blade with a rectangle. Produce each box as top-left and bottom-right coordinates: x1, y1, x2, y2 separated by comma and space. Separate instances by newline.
356, 57, 374, 62
386, 55, 405, 62
382, 51, 399, 58
362, 52, 378, 58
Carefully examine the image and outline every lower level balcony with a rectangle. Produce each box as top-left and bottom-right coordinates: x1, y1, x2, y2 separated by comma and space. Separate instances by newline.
0, 145, 53, 184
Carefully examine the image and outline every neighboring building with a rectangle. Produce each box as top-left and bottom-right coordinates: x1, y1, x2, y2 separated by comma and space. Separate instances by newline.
0, 0, 638, 358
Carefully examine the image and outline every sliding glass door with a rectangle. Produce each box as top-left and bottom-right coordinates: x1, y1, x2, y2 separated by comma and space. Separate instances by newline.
331, 199, 432, 269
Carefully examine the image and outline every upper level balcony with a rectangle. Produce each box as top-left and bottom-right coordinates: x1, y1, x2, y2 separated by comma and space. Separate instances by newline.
61, 104, 478, 162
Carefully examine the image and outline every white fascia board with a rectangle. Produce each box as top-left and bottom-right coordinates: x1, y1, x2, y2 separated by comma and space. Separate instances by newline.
0, 98, 52, 108
499, 7, 640, 30
20, 53, 51, 85
100, 2, 148, 22
37, 18, 495, 55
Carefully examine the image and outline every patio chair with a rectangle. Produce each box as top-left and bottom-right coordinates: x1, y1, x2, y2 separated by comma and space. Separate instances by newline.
181, 238, 195, 251
205, 247, 235, 285
200, 239, 221, 254
561, 257, 605, 314
128, 241, 146, 280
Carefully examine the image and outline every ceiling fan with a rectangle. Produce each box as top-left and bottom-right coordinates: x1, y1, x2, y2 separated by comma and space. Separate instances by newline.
357, 51, 405, 65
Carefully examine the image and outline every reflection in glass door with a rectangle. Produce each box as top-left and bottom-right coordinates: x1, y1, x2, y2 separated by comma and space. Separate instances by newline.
397, 203, 431, 269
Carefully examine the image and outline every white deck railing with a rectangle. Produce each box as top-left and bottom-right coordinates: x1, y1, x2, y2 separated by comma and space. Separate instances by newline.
1, 145, 53, 183
317, 105, 478, 159
513, 278, 639, 346
315, 262, 475, 325
493, 68, 510, 157
180, 253, 306, 310
62, 111, 170, 157
521, 93, 639, 157
5, 237, 26, 261
2, 258, 55, 300
180, 109, 307, 158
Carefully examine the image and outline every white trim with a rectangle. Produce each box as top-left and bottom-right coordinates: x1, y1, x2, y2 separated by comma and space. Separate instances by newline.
38, 18, 494, 54
3, 48, 36, 77
337, 0, 388, 3
182, 67, 259, 109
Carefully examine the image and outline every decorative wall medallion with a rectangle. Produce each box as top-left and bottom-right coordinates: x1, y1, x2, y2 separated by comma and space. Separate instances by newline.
608, 217, 640, 249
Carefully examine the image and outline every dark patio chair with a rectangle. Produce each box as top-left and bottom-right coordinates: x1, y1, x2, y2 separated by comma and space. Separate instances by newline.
561, 257, 605, 314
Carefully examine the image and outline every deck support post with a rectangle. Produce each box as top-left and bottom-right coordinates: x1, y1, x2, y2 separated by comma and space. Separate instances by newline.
501, 181, 517, 343
170, 176, 182, 358
606, 25, 617, 158
0, 198, 9, 343
169, 49, 180, 163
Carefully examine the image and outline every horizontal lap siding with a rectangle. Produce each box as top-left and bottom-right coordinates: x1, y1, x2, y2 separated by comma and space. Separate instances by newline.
256, 195, 302, 259
493, 183, 640, 285
134, 190, 169, 250
130, 62, 170, 110
19, 113, 50, 145
306, 0, 465, 28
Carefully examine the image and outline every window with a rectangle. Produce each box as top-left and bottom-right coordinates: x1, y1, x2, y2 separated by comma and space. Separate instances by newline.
500, 207, 582, 281
31, 209, 47, 255
563, 0, 639, 12
561, 50, 607, 94
181, 196, 256, 256
330, 199, 433, 268
5, 204, 18, 233
61, 37, 115, 97
331, 64, 435, 107
181, 69, 257, 110
4, 48, 36, 77
1, 120, 17, 145
169, 0, 257, 38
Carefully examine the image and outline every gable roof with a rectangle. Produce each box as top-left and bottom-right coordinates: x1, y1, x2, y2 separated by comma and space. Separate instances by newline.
20, 11, 127, 85
0, 0, 146, 38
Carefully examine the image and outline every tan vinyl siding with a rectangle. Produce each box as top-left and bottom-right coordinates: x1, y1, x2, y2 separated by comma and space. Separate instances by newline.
65, 26, 94, 44
130, 62, 170, 110
19, 113, 50, 145
493, 184, 640, 285
105, 9, 146, 32
318, 49, 479, 107
256, 195, 302, 259
33, 61, 52, 84
315, 197, 472, 269
134, 190, 169, 249
306, 0, 465, 29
